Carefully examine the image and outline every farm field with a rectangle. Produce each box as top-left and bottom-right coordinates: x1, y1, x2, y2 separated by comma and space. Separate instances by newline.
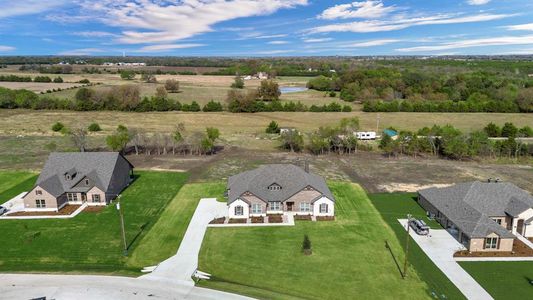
459, 261, 533, 300
197, 182, 439, 300
369, 193, 466, 300
0, 170, 188, 274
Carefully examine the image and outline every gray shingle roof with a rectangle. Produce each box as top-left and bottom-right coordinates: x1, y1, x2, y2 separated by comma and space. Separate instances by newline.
419, 181, 533, 239
227, 164, 334, 204
33, 152, 133, 197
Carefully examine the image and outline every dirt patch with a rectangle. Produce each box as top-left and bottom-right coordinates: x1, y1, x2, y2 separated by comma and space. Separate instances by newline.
83, 206, 105, 213
7, 204, 81, 216
454, 239, 533, 257
377, 183, 454, 193
209, 217, 226, 224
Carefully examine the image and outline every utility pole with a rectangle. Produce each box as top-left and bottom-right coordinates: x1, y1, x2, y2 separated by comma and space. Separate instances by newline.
403, 213, 412, 279
116, 195, 128, 256
376, 113, 380, 133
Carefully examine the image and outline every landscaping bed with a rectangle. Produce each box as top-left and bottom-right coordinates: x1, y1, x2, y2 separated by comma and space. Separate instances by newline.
316, 216, 335, 221
6, 204, 81, 216
229, 218, 247, 224
209, 217, 226, 224
251, 216, 264, 223
294, 214, 312, 221
454, 239, 533, 257
83, 206, 105, 213
267, 214, 283, 223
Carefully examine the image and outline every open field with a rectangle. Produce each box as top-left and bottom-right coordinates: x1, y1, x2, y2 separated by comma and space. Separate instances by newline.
0, 170, 188, 274
369, 193, 465, 299
0, 82, 87, 93
198, 182, 435, 300
459, 261, 533, 299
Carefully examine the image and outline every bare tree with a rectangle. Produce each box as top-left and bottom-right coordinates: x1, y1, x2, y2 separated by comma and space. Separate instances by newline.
70, 128, 88, 152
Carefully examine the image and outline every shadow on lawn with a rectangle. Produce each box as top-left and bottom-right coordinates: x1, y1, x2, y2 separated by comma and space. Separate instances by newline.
385, 240, 405, 278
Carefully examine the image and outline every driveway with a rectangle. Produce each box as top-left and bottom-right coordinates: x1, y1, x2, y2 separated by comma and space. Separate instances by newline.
0, 192, 26, 214
398, 219, 493, 300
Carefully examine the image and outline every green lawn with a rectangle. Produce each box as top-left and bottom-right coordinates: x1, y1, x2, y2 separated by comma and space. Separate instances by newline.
459, 261, 533, 299
369, 193, 465, 300
127, 181, 226, 268
198, 182, 432, 300
0, 170, 188, 274
0, 171, 37, 202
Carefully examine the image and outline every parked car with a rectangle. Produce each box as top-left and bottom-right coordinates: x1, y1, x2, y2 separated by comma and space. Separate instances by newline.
0, 206, 7, 216
409, 219, 430, 235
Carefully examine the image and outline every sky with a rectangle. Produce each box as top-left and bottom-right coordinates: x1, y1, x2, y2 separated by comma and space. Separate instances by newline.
0, 0, 533, 56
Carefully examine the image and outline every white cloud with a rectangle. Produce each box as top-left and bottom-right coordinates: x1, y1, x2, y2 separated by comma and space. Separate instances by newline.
308, 13, 513, 34
319, 1, 396, 20
136, 44, 205, 52
0, 0, 65, 18
70, 0, 307, 44
268, 40, 289, 45
72, 31, 118, 38
0, 45, 15, 52
396, 35, 533, 52
303, 38, 334, 43
506, 23, 533, 31
255, 49, 294, 55
345, 39, 400, 47
57, 48, 105, 55
467, 0, 490, 5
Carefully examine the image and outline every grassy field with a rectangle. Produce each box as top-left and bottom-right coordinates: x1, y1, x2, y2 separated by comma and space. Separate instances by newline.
198, 182, 433, 300
0, 171, 37, 198
0, 170, 188, 274
459, 261, 533, 299
127, 182, 225, 268
369, 193, 465, 300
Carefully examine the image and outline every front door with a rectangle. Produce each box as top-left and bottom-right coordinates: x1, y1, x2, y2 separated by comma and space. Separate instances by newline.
287, 202, 294, 211
81, 193, 87, 203
517, 219, 525, 235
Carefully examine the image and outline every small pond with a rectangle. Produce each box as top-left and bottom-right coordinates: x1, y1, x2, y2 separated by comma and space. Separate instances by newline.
280, 86, 308, 94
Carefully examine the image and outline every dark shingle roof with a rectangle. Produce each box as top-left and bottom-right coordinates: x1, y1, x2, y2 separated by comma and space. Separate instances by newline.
419, 181, 533, 238
227, 164, 334, 204
33, 152, 133, 197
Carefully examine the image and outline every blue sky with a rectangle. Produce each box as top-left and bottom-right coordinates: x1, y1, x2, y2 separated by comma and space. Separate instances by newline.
0, 0, 532, 56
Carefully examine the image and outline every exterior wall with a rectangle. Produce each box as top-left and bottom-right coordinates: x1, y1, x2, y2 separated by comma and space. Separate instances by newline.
489, 216, 509, 230
469, 236, 514, 252
241, 195, 267, 216
284, 188, 321, 215
106, 155, 133, 201
524, 222, 533, 237
517, 209, 533, 237
228, 199, 249, 218
313, 197, 335, 216
23, 186, 61, 212
86, 186, 106, 206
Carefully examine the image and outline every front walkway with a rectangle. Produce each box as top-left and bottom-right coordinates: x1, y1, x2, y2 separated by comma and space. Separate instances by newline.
398, 219, 493, 300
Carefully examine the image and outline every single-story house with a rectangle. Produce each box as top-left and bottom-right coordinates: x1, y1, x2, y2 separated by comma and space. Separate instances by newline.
418, 180, 533, 252
226, 164, 335, 218
22, 152, 134, 212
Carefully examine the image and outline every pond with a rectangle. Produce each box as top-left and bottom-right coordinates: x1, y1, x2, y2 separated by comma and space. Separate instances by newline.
280, 86, 308, 94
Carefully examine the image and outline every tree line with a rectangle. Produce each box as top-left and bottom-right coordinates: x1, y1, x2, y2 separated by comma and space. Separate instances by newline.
0, 74, 65, 83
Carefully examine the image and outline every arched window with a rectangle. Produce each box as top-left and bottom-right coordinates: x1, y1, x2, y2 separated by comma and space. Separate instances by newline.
235, 205, 244, 216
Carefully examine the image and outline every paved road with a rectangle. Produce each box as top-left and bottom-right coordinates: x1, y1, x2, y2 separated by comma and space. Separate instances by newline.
398, 219, 493, 300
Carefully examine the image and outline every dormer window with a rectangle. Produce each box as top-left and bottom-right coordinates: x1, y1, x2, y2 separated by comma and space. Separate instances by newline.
85, 179, 89, 185
268, 184, 282, 191
65, 174, 71, 180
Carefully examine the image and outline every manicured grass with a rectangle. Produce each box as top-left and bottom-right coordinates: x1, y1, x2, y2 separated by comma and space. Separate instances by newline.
370, 193, 466, 300
198, 182, 431, 300
459, 261, 533, 300
127, 181, 225, 268
0, 171, 37, 202
0, 171, 188, 274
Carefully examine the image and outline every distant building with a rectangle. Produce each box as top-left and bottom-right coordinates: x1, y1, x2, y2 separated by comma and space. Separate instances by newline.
356, 132, 376, 140
383, 129, 398, 140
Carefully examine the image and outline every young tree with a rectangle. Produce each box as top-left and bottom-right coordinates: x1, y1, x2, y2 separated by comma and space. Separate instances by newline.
88, 123, 101, 132
265, 120, 280, 134
141, 72, 157, 83
302, 234, 312, 255
155, 86, 168, 99
231, 76, 244, 89
120, 70, 136, 80
51, 122, 65, 132
483, 122, 501, 137
164, 79, 180, 93
501, 122, 518, 138
257, 79, 281, 101
69, 127, 88, 152
280, 129, 304, 152
206, 127, 220, 142
106, 125, 131, 153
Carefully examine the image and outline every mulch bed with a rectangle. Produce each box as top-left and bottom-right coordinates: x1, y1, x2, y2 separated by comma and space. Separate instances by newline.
228, 218, 247, 224
209, 217, 226, 224
6, 205, 81, 216
251, 216, 265, 223
454, 239, 533, 257
529, 237, 533, 243
294, 215, 312, 221
316, 216, 335, 221
267, 214, 283, 223
83, 206, 105, 213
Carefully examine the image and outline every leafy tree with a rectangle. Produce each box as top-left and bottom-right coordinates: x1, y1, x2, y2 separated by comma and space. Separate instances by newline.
120, 70, 135, 80
155, 86, 168, 99
483, 122, 501, 137
280, 129, 304, 152
501, 122, 518, 138
88, 123, 101, 132
106, 125, 131, 153
51, 122, 64, 132
518, 126, 533, 137
141, 72, 157, 83
257, 79, 281, 101
265, 120, 280, 134
206, 127, 220, 141
53, 77, 63, 83
516, 88, 533, 112
307, 75, 332, 91
164, 79, 180, 93
231, 76, 244, 89
202, 100, 223, 112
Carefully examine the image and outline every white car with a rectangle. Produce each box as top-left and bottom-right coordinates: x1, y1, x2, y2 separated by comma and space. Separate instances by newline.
0, 206, 7, 216
409, 219, 430, 235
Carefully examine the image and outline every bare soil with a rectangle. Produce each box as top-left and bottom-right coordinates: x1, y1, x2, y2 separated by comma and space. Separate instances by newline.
7, 204, 81, 216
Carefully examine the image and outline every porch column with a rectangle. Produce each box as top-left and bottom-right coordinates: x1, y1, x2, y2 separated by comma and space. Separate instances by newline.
511, 218, 519, 234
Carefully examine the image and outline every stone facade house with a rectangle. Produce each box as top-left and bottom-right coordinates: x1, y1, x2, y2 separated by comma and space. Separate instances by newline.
22, 152, 134, 212
418, 181, 533, 252
226, 164, 335, 219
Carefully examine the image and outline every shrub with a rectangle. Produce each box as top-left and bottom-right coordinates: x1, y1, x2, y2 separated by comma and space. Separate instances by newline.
202, 100, 223, 112
53, 77, 63, 83
79, 79, 90, 84
51, 122, 64, 132
88, 123, 102, 132
231, 76, 244, 89
164, 79, 180, 93
501, 122, 518, 137
342, 105, 352, 112
329, 91, 337, 97
265, 120, 280, 134
519, 126, 533, 137
302, 234, 312, 255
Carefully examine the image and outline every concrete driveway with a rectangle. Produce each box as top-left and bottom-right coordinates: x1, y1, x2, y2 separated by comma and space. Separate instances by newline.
398, 219, 493, 300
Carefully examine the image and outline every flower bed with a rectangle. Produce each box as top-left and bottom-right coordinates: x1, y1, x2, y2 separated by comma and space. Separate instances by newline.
228, 218, 247, 224
251, 216, 265, 223
209, 217, 226, 224
294, 215, 312, 221
268, 214, 283, 223
316, 216, 335, 221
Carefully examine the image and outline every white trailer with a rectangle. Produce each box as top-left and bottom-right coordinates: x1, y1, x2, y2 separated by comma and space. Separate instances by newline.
356, 131, 376, 140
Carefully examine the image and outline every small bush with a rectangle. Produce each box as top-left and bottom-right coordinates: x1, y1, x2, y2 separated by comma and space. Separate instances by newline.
51, 122, 64, 132
79, 79, 90, 84
88, 123, 102, 132
329, 91, 337, 97
302, 234, 312, 255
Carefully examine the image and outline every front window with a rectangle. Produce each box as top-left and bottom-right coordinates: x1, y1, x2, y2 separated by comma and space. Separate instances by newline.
35, 199, 46, 208
92, 194, 101, 203
67, 193, 78, 202
300, 203, 311, 212
484, 237, 499, 249
493, 219, 502, 225
319, 203, 328, 213
235, 205, 243, 216
270, 202, 281, 211
251, 203, 262, 214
